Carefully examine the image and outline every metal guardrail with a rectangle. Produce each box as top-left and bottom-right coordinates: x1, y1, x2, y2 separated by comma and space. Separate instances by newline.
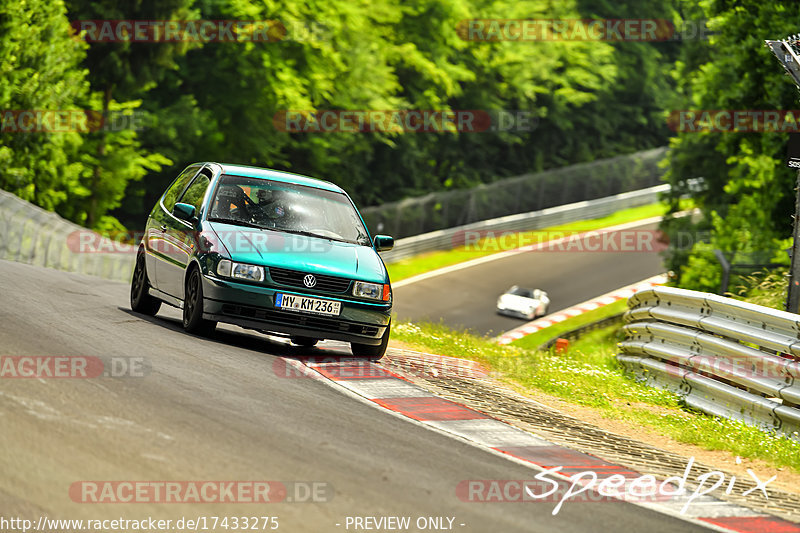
0, 189, 133, 282
0, 181, 667, 280
617, 285, 800, 441
362, 147, 667, 238
540, 312, 625, 351
380, 184, 669, 263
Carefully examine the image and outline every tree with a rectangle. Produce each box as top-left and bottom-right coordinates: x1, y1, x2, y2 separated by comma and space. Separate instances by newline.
5, 0, 683, 230
662, 0, 800, 292
0, 0, 88, 213
64, 0, 193, 227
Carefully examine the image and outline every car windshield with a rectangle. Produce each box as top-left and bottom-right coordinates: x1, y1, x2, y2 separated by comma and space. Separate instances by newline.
509, 287, 535, 298
207, 174, 371, 245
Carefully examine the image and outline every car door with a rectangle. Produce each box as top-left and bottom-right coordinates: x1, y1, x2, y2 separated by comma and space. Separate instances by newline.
147, 164, 201, 290
159, 169, 212, 298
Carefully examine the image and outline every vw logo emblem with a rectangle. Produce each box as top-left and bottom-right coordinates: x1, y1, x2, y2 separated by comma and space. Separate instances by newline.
303, 274, 317, 288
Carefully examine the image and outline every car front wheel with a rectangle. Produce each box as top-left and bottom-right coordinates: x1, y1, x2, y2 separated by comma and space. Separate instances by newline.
183, 267, 217, 335
130, 251, 161, 316
351, 321, 390, 360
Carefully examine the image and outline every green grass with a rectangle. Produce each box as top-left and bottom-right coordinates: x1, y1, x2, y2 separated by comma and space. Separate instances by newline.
391, 321, 800, 472
388, 197, 798, 470
728, 269, 789, 310
387, 202, 671, 282
509, 298, 629, 350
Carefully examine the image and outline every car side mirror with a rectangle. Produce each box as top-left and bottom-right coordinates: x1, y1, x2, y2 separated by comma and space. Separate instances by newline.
373, 234, 394, 252
172, 202, 197, 221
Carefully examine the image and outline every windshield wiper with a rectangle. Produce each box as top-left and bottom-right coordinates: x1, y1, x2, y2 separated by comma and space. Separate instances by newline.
207, 217, 266, 230
279, 228, 353, 244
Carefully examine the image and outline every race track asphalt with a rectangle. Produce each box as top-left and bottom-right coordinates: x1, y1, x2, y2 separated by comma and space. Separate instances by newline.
0, 259, 708, 533
393, 221, 665, 336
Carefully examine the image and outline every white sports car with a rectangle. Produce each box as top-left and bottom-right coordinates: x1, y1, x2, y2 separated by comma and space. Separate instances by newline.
496, 286, 550, 320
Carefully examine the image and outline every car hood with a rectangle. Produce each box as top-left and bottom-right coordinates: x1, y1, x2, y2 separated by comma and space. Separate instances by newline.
498, 294, 540, 309
207, 221, 387, 283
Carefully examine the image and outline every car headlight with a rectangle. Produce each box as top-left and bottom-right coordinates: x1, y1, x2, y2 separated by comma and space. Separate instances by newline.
353, 281, 390, 301
216, 259, 264, 282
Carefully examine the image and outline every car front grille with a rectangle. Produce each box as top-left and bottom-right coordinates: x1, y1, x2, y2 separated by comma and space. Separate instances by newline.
220, 304, 380, 337
268, 267, 352, 293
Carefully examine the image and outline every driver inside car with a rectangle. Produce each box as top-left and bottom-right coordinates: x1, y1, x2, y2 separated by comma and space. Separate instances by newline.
256, 188, 289, 225
211, 185, 251, 221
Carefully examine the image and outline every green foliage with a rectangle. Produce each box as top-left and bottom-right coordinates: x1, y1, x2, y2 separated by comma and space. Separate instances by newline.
70, 101, 171, 227
3, 0, 683, 230
0, 0, 88, 211
731, 268, 789, 310
67, 0, 199, 100
663, 0, 800, 290
678, 241, 722, 293
0, 0, 174, 229
115, 0, 680, 227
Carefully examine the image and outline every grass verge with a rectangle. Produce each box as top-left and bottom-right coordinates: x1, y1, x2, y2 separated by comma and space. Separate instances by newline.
391, 320, 800, 473
509, 298, 629, 350
386, 202, 671, 282
728, 269, 789, 310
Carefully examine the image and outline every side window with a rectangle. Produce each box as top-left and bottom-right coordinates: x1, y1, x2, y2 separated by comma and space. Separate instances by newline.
162, 166, 200, 211
179, 172, 211, 212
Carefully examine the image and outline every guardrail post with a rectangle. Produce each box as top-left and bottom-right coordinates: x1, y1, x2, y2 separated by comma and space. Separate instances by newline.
766, 38, 800, 312
787, 169, 800, 313
714, 249, 731, 295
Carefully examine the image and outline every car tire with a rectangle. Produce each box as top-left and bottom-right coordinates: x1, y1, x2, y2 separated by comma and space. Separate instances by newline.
350, 321, 390, 360
183, 267, 217, 335
130, 251, 161, 316
291, 336, 318, 347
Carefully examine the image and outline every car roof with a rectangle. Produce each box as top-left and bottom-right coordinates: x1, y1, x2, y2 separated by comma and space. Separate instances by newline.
207, 163, 344, 194
507, 286, 540, 295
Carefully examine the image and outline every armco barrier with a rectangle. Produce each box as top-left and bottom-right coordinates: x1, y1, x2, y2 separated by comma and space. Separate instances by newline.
617, 285, 800, 440
0, 189, 133, 282
380, 184, 669, 263
0, 182, 668, 279
362, 147, 667, 238
539, 312, 625, 351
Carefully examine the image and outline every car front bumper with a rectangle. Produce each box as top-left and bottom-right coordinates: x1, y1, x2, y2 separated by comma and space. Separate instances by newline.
496, 307, 535, 319
201, 274, 391, 345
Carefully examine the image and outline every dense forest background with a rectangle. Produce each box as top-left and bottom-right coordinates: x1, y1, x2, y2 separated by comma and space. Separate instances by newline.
2, 0, 800, 291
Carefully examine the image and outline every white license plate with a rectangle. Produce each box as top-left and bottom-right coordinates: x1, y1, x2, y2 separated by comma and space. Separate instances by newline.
275, 293, 341, 316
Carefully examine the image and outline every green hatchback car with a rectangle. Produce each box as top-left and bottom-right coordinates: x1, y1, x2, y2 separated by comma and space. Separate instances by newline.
130, 163, 394, 358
